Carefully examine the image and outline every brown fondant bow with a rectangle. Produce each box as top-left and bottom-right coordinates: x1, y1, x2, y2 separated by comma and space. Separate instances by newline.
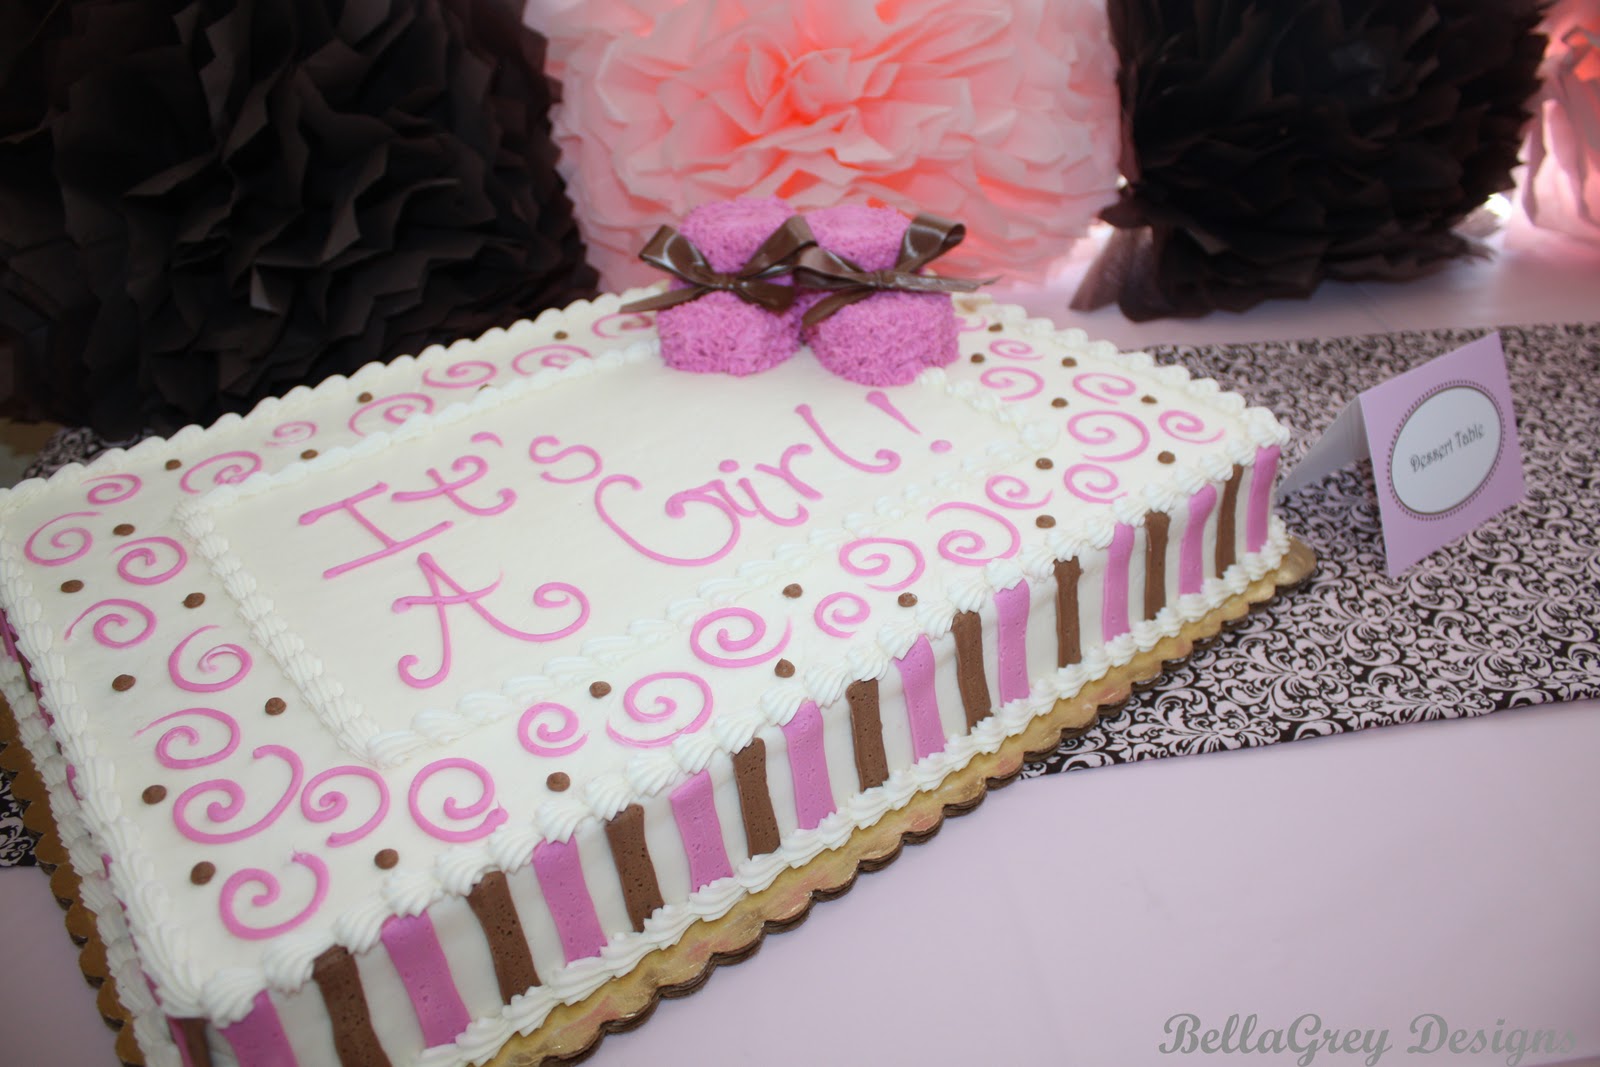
794, 213, 993, 327
620, 216, 815, 314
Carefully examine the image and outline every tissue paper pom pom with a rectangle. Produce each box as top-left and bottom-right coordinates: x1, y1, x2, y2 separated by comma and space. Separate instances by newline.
538, 0, 1121, 288
0, 0, 596, 438
1076, 0, 1547, 320
1523, 2, 1600, 243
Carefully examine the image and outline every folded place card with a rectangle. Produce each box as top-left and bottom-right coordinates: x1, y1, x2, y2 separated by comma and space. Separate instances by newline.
1280, 332, 1525, 576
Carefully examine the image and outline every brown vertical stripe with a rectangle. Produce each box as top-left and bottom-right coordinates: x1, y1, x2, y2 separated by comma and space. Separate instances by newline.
605, 804, 664, 931
846, 679, 888, 790
732, 740, 780, 857
465, 871, 540, 1001
1216, 465, 1242, 575
1143, 511, 1170, 621
1054, 557, 1082, 667
312, 945, 391, 1067
950, 611, 992, 729
173, 1018, 211, 1067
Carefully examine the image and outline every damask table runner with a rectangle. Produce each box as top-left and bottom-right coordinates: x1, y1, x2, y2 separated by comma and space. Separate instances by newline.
3, 323, 1597, 861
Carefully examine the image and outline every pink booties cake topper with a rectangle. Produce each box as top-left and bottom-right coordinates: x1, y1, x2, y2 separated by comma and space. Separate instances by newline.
624, 199, 990, 384
624, 198, 813, 376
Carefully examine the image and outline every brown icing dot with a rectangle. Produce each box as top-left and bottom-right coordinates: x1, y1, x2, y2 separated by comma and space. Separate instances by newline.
112, 674, 136, 692
265, 697, 287, 716
897, 592, 918, 608
554, 330, 569, 340
60, 579, 84, 593
1050, 397, 1068, 408
190, 862, 216, 886
374, 849, 399, 870
969, 353, 985, 364
1035, 457, 1054, 470
112, 523, 135, 536
183, 592, 205, 608
546, 772, 570, 792
1061, 356, 1077, 367
300, 449, 318, 460
141, 785, 166, 805
1142, 394, 1158, 404
987, 323, 1003, 332
589, 681, 612, 698
782, 583, 803, 599
1158, 451, 1176, 464
1036, 515, 1057, 528
357, 391, 374, 403
774, 658, 795, 678
164, 458, 182, 471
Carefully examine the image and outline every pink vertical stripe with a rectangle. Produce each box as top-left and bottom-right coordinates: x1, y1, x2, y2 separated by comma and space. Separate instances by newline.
220, 990, 298, 1067
780, 701, 836, 830
895, 635, 946, 760
532, 838, 608, 963
994, 579, 1032, 703
1181, 485, 1217, 595
380, 912, 472, 1048
1247, 445, 1280, 552
670, 771, 734, 889
1102, 523, 1135, 640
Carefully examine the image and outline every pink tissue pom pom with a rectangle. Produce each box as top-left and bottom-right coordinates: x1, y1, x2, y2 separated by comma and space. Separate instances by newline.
533, 0, 1121, 288
1523, 1, 1600, 244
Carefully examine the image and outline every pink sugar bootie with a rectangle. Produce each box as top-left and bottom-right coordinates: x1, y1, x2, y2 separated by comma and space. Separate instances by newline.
655, 198, 805, 376
799, 205, 960, 386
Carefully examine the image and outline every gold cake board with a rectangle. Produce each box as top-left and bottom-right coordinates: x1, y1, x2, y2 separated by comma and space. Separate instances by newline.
0, 539, 1316, 1067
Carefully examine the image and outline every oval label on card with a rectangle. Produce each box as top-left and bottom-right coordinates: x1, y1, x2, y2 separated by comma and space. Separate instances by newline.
1388, 383, 1504, 517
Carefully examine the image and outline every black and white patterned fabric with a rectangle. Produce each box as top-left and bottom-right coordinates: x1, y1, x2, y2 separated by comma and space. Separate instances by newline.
1027, 322, 1600, 775
2, 325, 1596, 863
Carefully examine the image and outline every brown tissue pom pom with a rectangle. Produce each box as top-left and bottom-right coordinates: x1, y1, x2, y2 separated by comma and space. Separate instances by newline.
0, 0, 597, 437
1074, 0, 1547, 320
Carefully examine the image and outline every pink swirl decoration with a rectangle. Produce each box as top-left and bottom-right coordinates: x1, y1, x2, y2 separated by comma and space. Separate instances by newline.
1067, 410, 1151, 463
113, 537, 187, 586
1071, 372, 1138, 404
690, 607, 792, 668
838, 537, 925, 592
84, 473, 142, 506
136, 708, 240, 769
511, 344, 593, 375
179, 451, 263, 494
1063, 464, 1124, 504
927, 501, 1021, 567
1158, 408, 1224, 445
978, 366, 1044, 402
265, 421, 317, 447
168, 625, 253, 693
987, 338, 1038, 360
813, 592, 871, 639
607, 672, 713, 749
955, 314, 988, 332
407, 758, 508, 842
23, 511, 99, 566
518, 702, 587, 757
985, 474, 1053, 510
64, 599, 156, 648
347, 392, 435, 436
421, 359, 498, 389
592, 310, 654, 339
301, 767, 390, 848
173, 744, 303, 844
219, 851, 329, 941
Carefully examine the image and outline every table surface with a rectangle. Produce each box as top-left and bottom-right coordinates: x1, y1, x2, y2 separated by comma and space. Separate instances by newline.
3, 211, 1598, 1067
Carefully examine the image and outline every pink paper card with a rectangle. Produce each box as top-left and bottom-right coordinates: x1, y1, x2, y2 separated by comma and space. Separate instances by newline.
1281, 333, 1525, 576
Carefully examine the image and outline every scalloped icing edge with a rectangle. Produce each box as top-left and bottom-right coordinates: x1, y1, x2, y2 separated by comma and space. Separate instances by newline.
0, 541, 1315, 1067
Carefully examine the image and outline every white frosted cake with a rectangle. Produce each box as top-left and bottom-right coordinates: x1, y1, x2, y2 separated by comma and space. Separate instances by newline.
0, 294, 1296, 1066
